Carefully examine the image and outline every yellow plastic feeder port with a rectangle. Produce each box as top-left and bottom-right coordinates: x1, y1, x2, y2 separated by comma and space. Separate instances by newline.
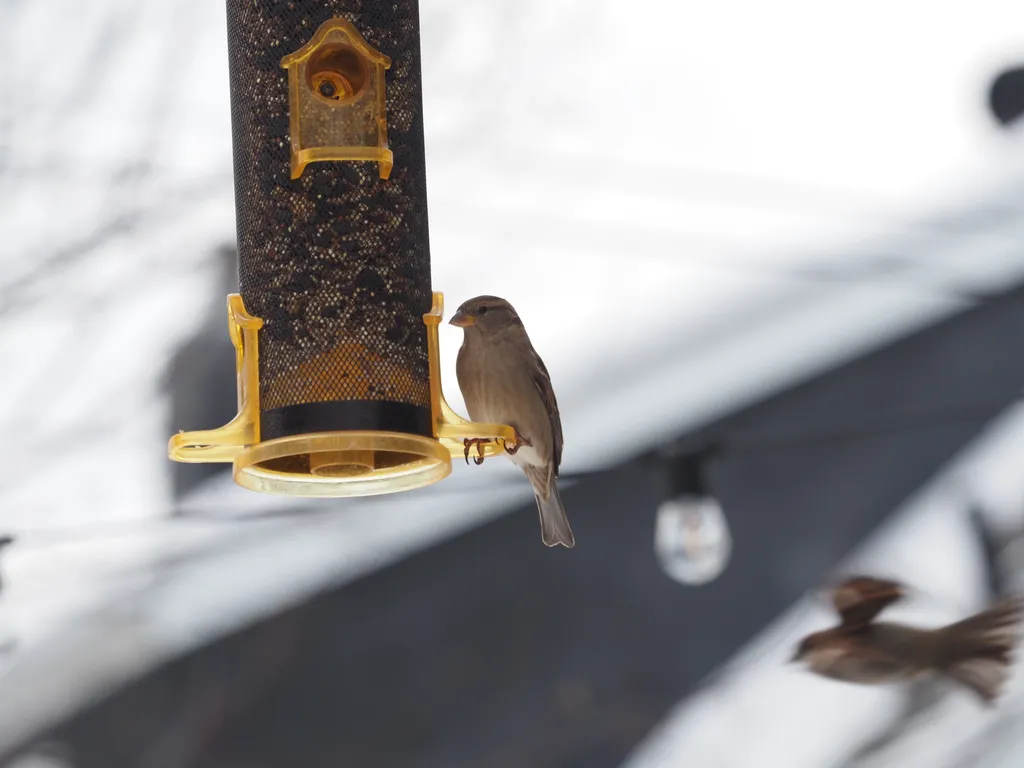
168, 292, 516, 498
280, 17, 394, 180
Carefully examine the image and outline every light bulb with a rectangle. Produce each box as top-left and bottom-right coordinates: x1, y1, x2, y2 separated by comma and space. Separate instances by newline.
655, 494, 732, 585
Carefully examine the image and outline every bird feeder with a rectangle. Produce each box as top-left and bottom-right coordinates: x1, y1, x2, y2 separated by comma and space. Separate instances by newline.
168, 2, 513, 498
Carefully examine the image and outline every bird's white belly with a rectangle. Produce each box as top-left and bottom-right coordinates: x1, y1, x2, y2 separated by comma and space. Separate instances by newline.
508, 444, 545, 470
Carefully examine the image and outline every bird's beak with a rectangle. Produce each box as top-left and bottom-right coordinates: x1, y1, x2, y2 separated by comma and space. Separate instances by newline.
788, 649, 802, 664
449, 310, 475, 327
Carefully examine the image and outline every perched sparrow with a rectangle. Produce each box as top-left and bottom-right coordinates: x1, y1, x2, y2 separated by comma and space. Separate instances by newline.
792, 575, 1024, 705
449, 296, 574, 548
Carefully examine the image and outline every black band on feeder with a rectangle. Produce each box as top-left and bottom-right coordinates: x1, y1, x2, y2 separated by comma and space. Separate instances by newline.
261, 400, 433, 440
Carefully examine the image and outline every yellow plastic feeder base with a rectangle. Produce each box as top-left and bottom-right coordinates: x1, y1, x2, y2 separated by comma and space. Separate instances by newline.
232, 431, 452, 498
168, 292, 515, 499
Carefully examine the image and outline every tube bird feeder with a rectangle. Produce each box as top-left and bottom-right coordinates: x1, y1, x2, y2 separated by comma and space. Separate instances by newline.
168, 1, 514, 497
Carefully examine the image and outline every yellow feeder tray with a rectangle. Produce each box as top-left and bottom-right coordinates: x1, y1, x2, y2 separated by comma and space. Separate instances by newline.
168, 292, 516, 498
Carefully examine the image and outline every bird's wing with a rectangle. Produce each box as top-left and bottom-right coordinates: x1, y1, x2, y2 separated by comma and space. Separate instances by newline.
530, 348, 562, 474
810, 633, 911, 683
832, 576, 907, 627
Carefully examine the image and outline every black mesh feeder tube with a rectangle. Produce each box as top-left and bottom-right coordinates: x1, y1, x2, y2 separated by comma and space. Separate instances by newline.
168, 1, 514, 498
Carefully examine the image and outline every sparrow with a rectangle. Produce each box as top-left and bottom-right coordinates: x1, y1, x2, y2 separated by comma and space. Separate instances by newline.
792, 575, 1024, 705
449, 296, 574, 548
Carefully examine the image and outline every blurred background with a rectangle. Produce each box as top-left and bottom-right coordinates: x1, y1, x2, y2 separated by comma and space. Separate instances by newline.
2, 0, 1024, 766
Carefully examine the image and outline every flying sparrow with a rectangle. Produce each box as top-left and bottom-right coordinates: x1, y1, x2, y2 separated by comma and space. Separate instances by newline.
449, 296, 575, 548
792, 575, 1024, 705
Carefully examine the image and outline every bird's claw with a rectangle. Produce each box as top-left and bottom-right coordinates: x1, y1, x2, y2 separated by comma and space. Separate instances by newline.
463, 438, 489, 466
501, 431, 532, 456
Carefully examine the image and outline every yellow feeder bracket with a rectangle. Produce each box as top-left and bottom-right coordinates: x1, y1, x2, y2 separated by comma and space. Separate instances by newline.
168, 294, 262, 464
168, 2, 513, 499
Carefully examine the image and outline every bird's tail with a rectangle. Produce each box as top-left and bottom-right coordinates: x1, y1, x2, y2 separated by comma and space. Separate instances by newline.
935, 597, 1024, 704
535, 480, 575, 549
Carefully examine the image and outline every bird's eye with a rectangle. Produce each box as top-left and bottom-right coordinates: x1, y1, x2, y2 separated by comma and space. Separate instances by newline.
478, 305, 489, 315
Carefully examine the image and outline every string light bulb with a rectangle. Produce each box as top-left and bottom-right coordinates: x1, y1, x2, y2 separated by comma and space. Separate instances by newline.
654, 446, 731, 585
